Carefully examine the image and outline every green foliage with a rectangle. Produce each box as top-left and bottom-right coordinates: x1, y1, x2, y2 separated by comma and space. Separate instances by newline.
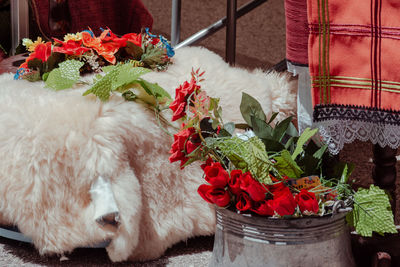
348, 185, 397, 237
274, 149, 303, 178
207, 136, 273, 184
83, 61, 171, 102
45, 60, 84, 90
291, 128, 319, 160
125, 41, 143, 60
141, 43, 167, 69
239, 92, 266, 127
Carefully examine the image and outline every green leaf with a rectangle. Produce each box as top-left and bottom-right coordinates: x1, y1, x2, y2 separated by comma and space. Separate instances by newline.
312, 144, 328, 160
240, 92, 266, 127
223, 122, 235, 135
135, 79, 171, 100
251, 116, 273, 139
286, 122, 299, 137
141, 43, 167, 69
291, 127, 319, 160
272, 116, 293, 141
22, 71, 41, 82
267, 112, 279, 124
45, 59, 84, 90
261, 138, 285, 153
111, 66, 151, 91
122, 90, 137, 101
349, 185, 397, 237
27, 58, 43, 73
125, 41, 144, 60
274, 149, 303, 178
208, 136, 273, 184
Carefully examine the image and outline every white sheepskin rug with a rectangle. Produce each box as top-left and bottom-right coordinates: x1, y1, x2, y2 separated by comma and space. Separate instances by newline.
0, 46, 296, 262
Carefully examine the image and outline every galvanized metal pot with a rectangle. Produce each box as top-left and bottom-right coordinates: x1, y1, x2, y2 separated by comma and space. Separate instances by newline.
210, 208, 355, 267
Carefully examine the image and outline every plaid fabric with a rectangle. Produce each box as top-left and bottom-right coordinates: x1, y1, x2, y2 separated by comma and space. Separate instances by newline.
31, 0, 153, 39
308, 0, 400, 126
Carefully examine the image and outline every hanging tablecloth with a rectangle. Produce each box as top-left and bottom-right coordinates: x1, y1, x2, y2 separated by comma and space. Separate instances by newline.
308, 0, 400, 154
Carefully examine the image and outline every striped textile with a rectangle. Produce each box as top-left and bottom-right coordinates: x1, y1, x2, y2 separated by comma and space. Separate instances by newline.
308, 0, 400, 153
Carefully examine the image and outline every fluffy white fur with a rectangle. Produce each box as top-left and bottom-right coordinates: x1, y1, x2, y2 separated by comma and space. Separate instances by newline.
0, 46, 296, 262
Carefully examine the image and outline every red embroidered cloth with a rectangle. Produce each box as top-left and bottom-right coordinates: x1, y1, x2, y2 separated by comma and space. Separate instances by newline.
308, 0, 400, 153
31, 0, 153, 38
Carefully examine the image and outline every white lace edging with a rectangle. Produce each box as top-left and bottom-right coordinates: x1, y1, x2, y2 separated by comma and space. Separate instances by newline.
316, 120, 400, 155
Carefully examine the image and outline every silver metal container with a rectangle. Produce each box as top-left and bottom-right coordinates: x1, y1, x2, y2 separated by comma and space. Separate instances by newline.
210, 208, 355, 267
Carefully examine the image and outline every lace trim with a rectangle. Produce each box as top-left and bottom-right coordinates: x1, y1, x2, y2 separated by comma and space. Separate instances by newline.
316, 119, 400, 155
314, 104, 400, 126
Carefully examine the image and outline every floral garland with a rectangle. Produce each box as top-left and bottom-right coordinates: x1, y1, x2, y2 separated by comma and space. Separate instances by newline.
14, 28, 174, 82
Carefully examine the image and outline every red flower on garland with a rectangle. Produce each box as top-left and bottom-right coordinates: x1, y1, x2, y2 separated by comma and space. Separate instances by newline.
122, 33, 142, 47
295, 189, 319, 214
53, 38, 90, 56
204, 162, 229, 188
169, 78, 200, 121
198, 184, 230, 207
19, 42, 52, 68
169, 126, 201, 168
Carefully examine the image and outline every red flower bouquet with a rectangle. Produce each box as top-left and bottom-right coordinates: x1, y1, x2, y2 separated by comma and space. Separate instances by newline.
166, 69, 396, 236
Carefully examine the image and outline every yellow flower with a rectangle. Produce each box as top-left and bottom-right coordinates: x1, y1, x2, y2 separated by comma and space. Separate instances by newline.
24, 37, 45, 52
64, 32, 83, 42
22, 38, 33, 49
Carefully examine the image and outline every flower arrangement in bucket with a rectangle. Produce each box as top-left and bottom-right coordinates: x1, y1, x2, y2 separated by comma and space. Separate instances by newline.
168, 69, 397, 238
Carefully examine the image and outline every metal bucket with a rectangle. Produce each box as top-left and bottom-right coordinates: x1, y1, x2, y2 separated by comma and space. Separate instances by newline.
210, 208, 355, 267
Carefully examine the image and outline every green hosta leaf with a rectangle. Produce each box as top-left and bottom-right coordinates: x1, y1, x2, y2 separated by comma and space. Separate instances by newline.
348, 185, 397, 237
45, 60, 84, 90
274, 149, 303, 178
291, 127, 319, 160
135, 79, 171, 100
111, 66, 151, 91
208, 136, 273, 184
240, 92, 266, 127
83, 62, 155, 101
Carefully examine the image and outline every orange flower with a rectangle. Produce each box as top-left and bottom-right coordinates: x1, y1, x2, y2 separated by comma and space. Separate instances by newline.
82, 29, 121, 64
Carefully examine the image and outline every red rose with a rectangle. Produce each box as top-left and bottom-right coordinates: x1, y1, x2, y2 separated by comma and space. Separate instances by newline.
228, 169, 242, 195
200, 157, 214, 170
198, 184, 230, 207
269, 189, 297, 216
236, 192, 252, 211
251, 200, 274, 216
204, 162, 229, 187
295, 189, 319, 214
169, 79, 200, 121
240, 172, 267, 202
169, 126, 200, 168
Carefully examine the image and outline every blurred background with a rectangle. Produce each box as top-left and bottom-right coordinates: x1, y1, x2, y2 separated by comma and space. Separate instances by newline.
142, 0, 286, 69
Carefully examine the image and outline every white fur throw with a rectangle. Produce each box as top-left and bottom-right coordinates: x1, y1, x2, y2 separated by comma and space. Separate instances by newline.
0, 46, 296, 262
